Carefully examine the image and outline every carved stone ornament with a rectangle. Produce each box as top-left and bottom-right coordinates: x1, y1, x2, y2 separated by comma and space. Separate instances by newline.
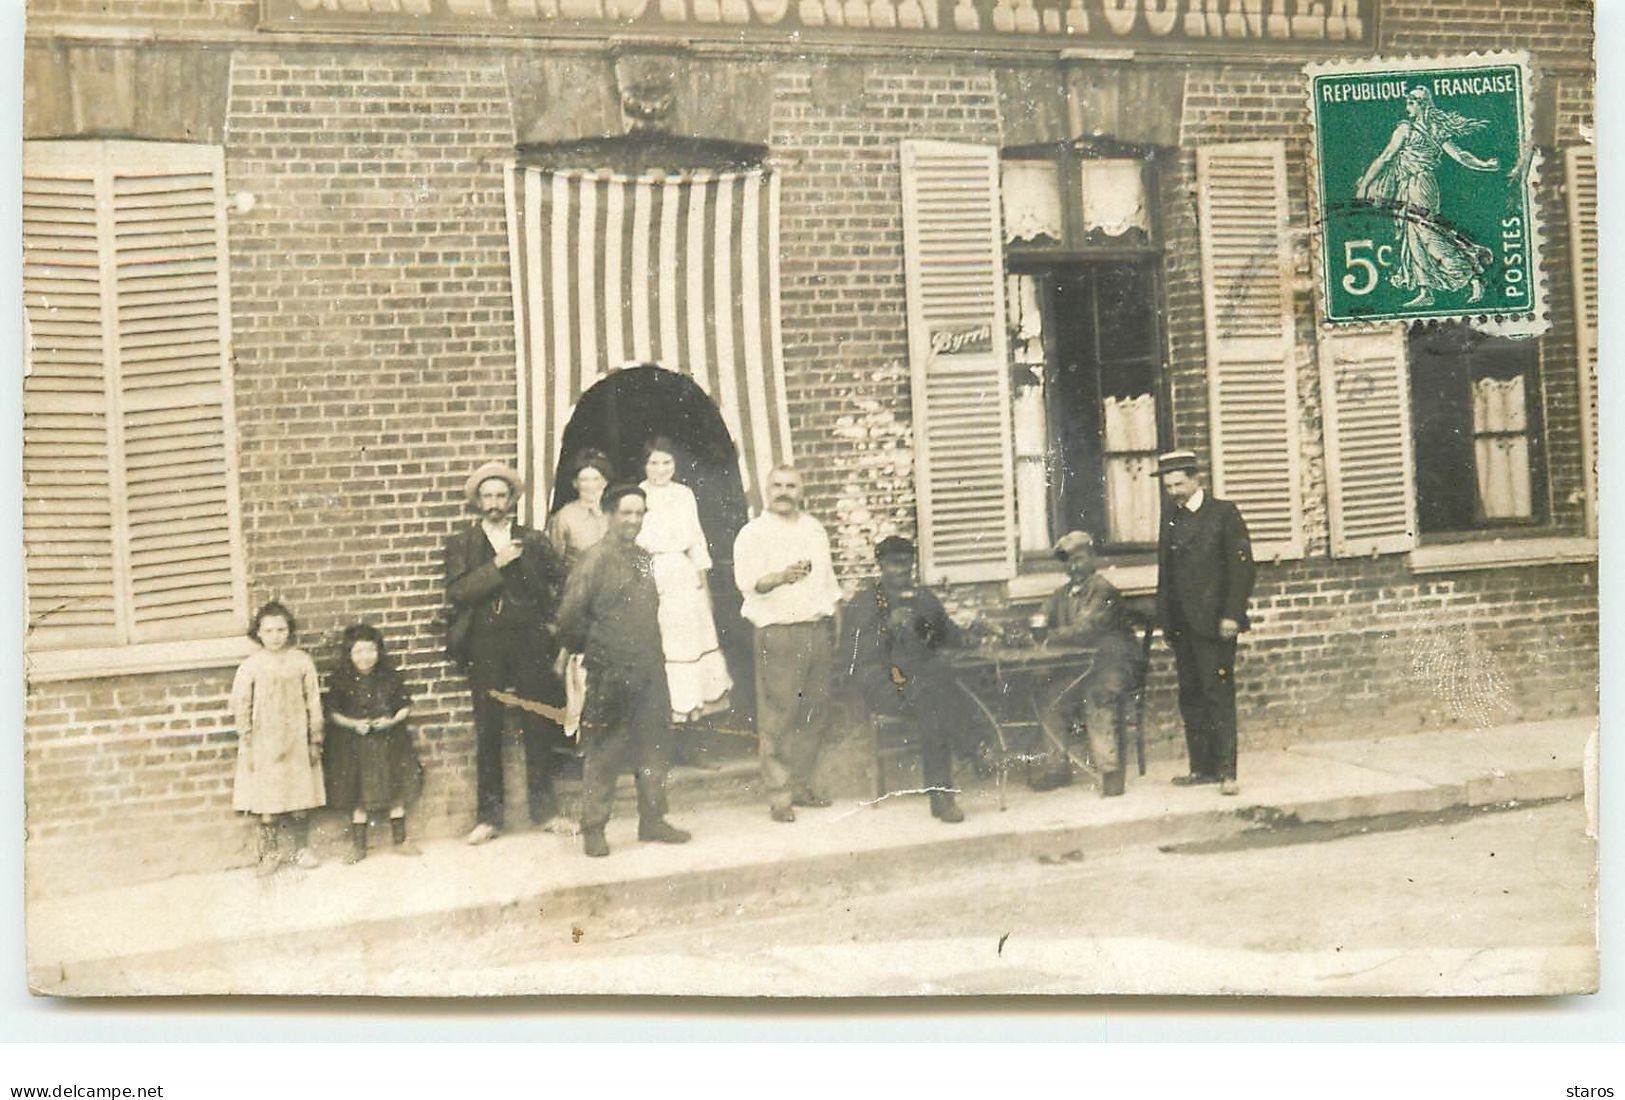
613, 52, 680, 132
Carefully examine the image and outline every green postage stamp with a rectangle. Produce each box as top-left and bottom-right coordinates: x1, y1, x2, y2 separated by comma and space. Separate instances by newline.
1307, 52, 1543, 333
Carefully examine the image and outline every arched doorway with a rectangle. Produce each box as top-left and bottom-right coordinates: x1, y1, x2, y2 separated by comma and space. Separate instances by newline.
551, 366, 756, 724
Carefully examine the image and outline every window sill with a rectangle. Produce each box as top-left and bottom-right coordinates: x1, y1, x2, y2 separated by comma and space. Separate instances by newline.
1008, 560, 1159, 601
1409, 536, 1597, 575
25, 635, 256, 684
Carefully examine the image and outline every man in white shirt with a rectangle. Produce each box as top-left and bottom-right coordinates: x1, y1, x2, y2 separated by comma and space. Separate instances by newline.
734, 465, 843, 822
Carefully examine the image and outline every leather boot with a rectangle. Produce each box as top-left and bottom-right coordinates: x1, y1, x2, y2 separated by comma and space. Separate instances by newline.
583, 828, 610, 858
255, 821, 280, 877
287, 814, 321, 869
390, 816, 422, 856
344, 821, 368, 864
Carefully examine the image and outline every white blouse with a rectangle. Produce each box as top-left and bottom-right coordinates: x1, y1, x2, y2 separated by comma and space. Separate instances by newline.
637, 480, 712, 571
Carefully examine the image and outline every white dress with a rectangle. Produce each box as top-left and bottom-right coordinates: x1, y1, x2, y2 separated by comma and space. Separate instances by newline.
638, 480, 733, 720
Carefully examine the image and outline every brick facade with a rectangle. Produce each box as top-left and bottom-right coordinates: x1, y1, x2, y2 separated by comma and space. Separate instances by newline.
22, 0, 1597, 892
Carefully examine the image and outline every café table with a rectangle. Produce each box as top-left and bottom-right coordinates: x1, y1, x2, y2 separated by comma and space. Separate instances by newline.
945, 641, 1102, 810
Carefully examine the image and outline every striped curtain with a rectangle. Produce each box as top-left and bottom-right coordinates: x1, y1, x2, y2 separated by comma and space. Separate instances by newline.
504, 165, 794, 512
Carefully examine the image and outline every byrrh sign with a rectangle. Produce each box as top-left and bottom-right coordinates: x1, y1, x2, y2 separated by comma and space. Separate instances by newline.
261, 0, 1376, 51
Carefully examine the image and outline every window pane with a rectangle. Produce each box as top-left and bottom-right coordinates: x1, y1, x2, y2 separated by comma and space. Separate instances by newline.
1094, 262, 1157, 370
1409, 323, 1542, 533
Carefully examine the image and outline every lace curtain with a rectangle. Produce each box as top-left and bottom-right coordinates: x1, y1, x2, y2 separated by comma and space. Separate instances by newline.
1007, 274, 1053, 552
1080, 159, 1150, 238
1472, 375, 1532, 521
1001, 161, 1063, 246
1103, 394, 1159, 544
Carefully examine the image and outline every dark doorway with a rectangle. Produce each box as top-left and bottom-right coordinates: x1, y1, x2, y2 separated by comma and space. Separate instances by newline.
551, 366, 756, 723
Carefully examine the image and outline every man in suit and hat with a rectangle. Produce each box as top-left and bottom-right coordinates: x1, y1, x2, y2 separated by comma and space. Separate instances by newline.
445, 460, 570, 844
1155, 450, 1255, 796
1029, 530, 1141, 797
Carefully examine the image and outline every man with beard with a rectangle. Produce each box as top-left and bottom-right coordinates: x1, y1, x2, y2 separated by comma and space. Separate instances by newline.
556, 483, 692, 857
1155, 450, 1255, 797
444, 461, 570, 844
732, 465, 843, 823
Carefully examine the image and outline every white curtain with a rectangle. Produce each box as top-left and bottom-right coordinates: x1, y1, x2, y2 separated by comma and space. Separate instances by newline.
1008, 274, 1053, 552
1080, 159, 1150, 238
1472, 375, 1532, 520
1001, 161, 1063, 245
1103, 394, 1159, 544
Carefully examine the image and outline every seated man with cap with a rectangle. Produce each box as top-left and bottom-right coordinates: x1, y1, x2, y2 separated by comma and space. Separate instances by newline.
842, 535, 984, 824
444, 460, 571, 845
1029, 531, 1141, 797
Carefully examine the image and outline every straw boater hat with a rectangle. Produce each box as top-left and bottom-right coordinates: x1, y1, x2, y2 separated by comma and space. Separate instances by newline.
463, 461, 525, 506
1155, 450, 1200, 477
1052, 530, 1096, 560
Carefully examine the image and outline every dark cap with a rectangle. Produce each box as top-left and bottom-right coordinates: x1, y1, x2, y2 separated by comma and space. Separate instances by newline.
600, 483, 647, 512
874, 535, 916, 562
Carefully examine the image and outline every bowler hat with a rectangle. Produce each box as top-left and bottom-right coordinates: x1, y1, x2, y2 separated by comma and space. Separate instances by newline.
875, 535, 916, 561
1155, 450, 1200, 477
463, 461, 525, 506
1052, 530, 1096, 560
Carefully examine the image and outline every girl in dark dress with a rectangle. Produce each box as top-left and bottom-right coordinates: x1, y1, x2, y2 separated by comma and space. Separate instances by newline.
324, 624, 422, 863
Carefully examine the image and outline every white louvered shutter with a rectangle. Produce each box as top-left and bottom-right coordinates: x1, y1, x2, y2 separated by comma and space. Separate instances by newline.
1195, 142, 1304, 561
1565, 146, 1598, 537
23, 170, 119, 648
22, 141, 247, 651
899, 140, 1017, 584
1319, 325, 1415, 556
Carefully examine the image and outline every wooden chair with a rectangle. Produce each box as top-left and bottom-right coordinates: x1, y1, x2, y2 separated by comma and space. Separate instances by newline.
1114, 612, 1158, 777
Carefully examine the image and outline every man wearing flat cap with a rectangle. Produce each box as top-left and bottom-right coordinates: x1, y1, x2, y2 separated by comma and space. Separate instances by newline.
1030, 531, 1141, 797
1155, 450, 1255, 796
843, 535, 981, 823
445, 461, 570, 844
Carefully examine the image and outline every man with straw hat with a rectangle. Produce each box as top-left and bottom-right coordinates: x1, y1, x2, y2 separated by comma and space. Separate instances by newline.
1154, 450, 1255, 797
444, 460, 570, 844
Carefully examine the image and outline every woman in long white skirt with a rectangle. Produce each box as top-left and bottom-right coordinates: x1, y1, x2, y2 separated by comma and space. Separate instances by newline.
638, 437, 733, 724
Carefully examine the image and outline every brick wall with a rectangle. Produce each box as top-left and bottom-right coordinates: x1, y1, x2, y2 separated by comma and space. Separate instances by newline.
25, 46, 525, 893
769, 61, 1004, 583
22, 1, 1598, 892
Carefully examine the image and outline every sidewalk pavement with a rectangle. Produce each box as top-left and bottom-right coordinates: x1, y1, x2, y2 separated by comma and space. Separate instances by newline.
26, 716, 1594, 996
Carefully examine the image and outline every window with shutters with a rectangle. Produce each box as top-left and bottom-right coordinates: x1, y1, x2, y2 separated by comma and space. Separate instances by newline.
1409, 323, 1547, 536
22, 140, 249, 680
1000, 141, 1167, 563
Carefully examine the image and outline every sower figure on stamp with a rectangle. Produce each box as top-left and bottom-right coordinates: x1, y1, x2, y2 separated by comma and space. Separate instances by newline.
1029, 531, 1141, 799
1155, 450, 1256, 797
732, 464, 843, 824
844, 536, 984, 824
444, 461, 570, 845
555, 484, 691, 858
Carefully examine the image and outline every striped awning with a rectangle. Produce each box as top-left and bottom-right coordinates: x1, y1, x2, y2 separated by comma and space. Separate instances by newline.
504, 165, 794, 513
